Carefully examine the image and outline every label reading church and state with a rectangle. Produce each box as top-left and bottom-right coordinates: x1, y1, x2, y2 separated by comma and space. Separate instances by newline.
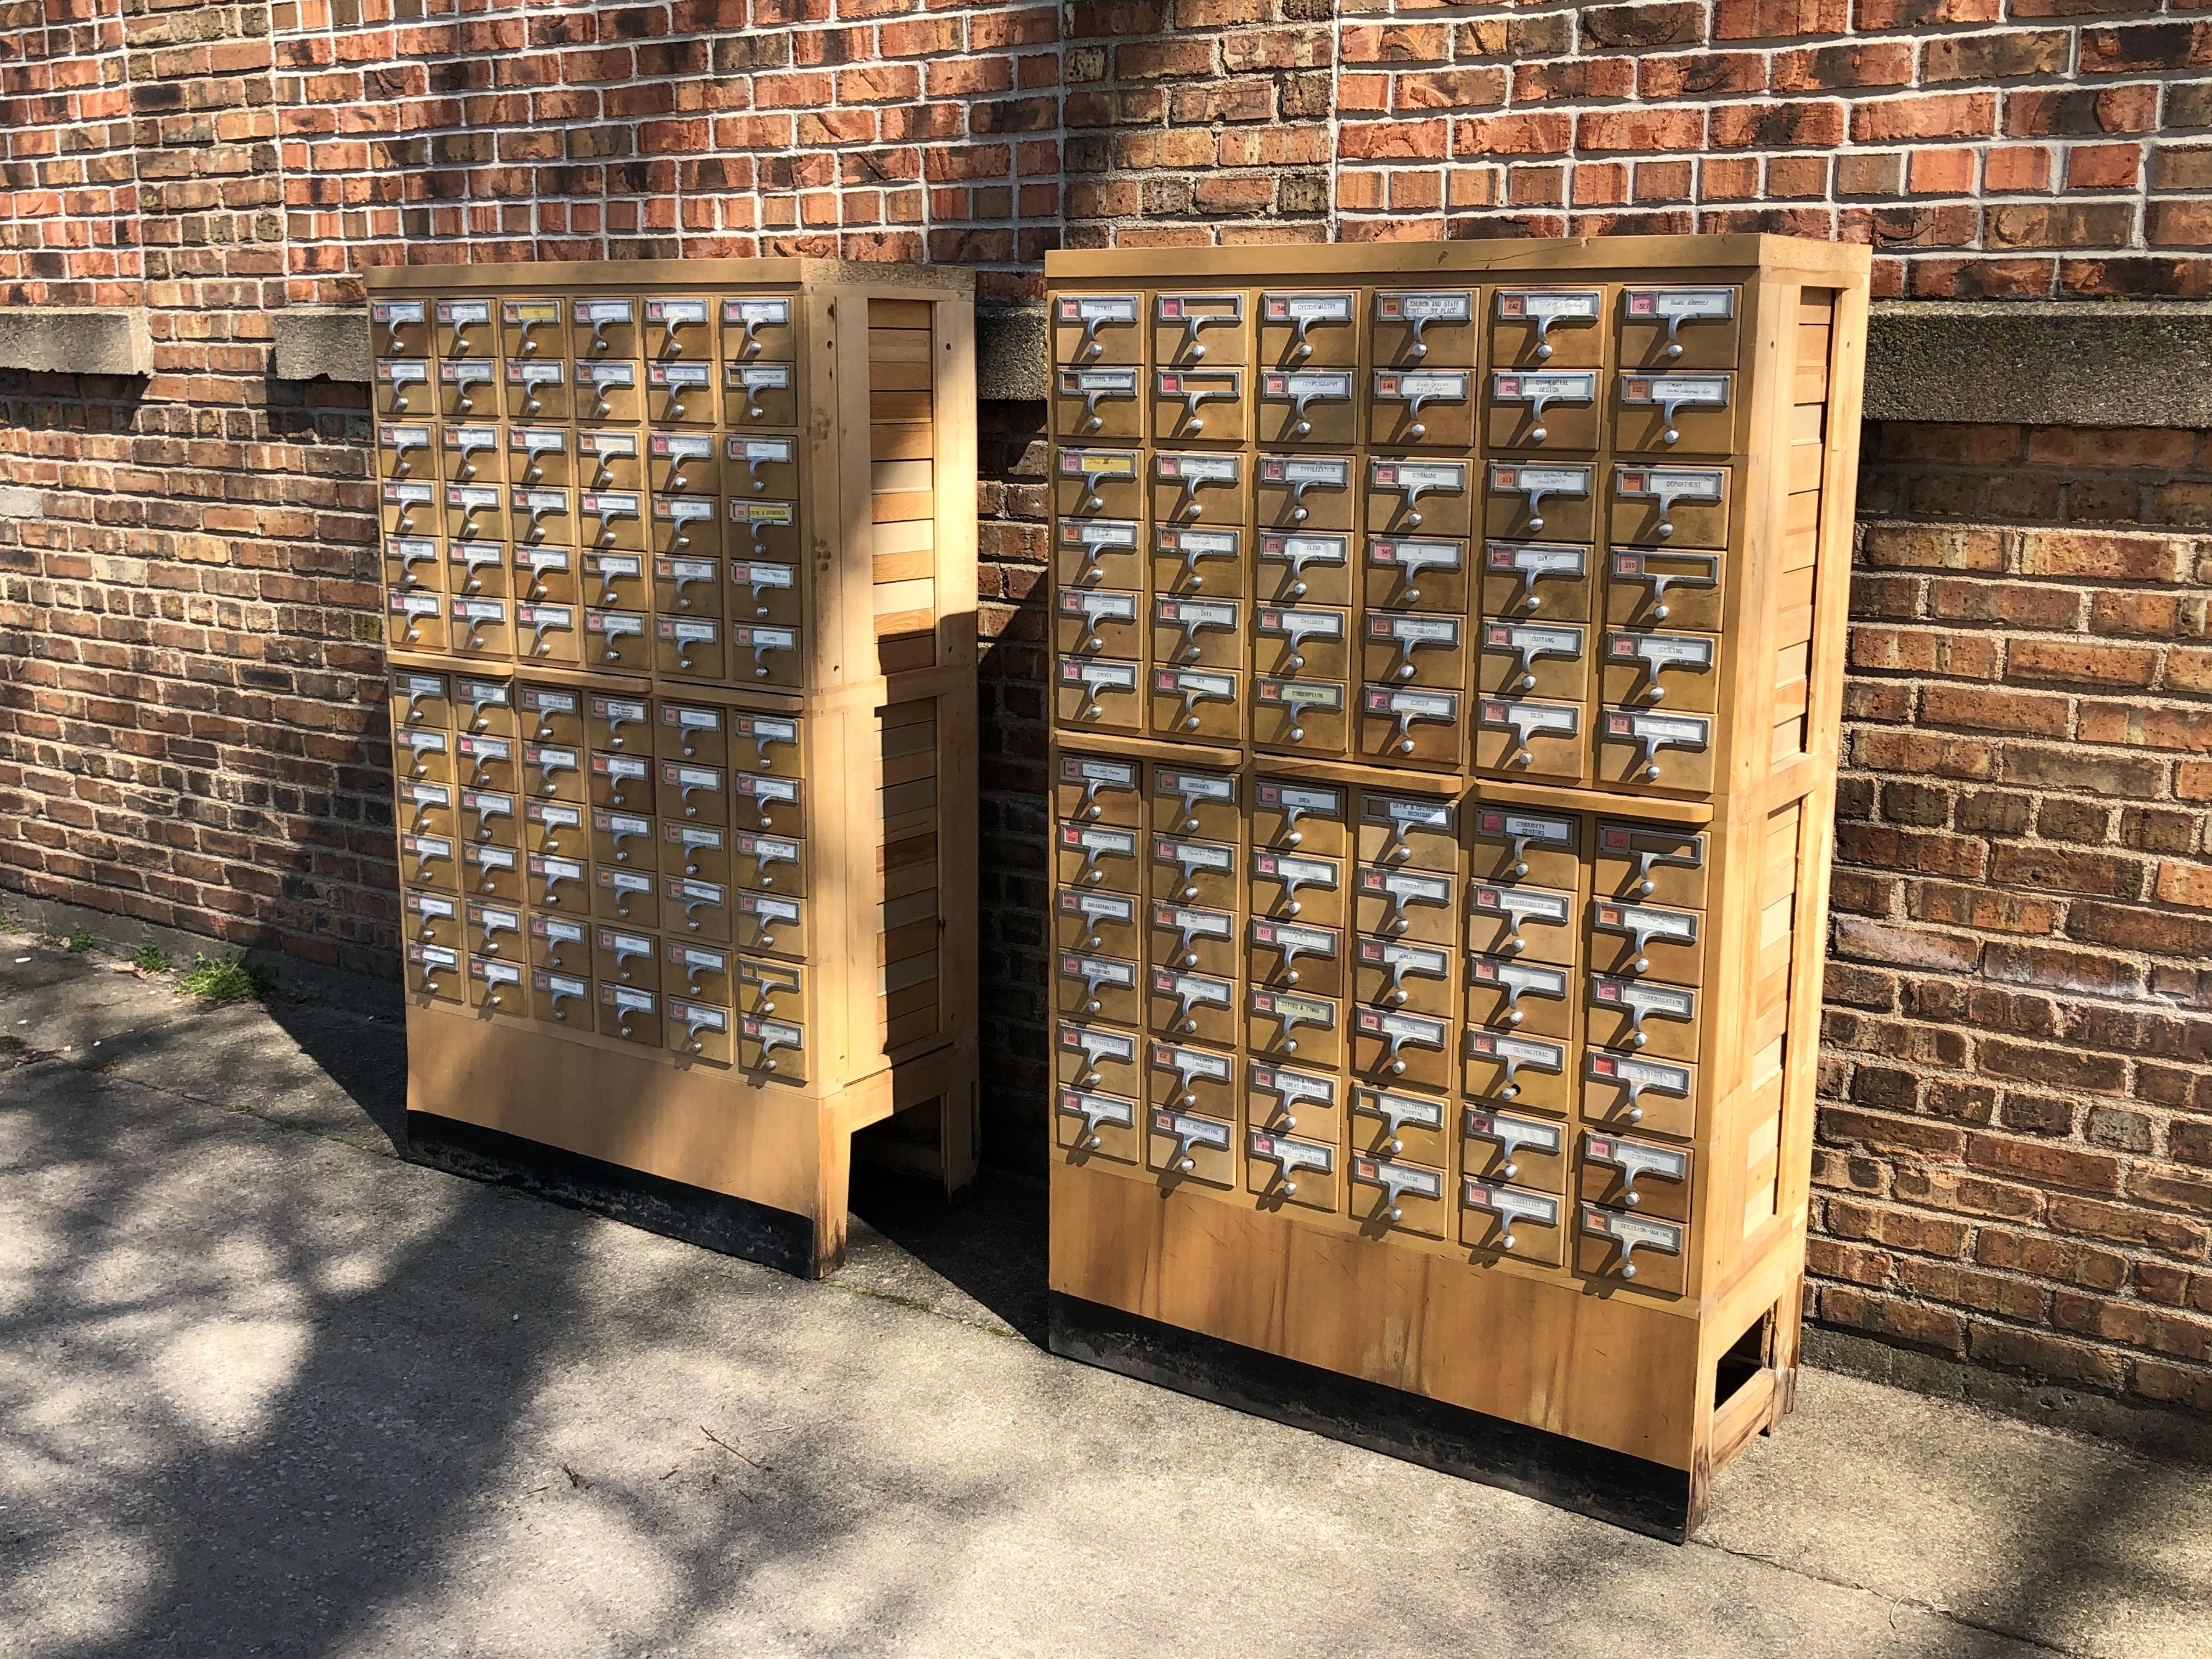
1490, 462, 1592, 497
1624, 287, 1736, 321
1376, 291, 1472, 323
1365, 793, 1455, 832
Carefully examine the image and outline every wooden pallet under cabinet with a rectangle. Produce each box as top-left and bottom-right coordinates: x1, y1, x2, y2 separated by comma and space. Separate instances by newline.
1043, 235, 1870, 1538
367, 258, 979, 1277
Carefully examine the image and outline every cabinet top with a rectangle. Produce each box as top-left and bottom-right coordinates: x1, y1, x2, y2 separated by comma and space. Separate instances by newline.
1045, 234, 1870, 287
363, 257, 975, 298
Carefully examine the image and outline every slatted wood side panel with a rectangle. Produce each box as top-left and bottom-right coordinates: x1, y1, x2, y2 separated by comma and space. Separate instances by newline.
878, 695, 942, 1052
869, 299, 940, 676
1771, 289, 1833, 770
1740, 800, 1801, 1240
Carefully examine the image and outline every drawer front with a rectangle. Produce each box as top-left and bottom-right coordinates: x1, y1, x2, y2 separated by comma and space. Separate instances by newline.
1057, 293, 1147, 366
1608, 464, 1731, 551
1582, 1049, 1698, 1139
1462, 1104, 1568, 1190
1348, 1152, 1448, 1240
1247, 1128, 1341, 1214
1152, 1039, 1238, 1120
1485, 461, 1595, 544
1059, 1085, 1141, 1165
1148, 1105, 1238, 1190
1463, 1029, 1573, 1117
1605, 548, 1723, 633
1490, 286, 1604, 369
1353, 1085, 1450, 1169
1593, 821, 1709, 909
1578, 1130, 1694, 1223
1459, 1178, 1566, 1265
1618, 284, 1740, 370
1059, 1020, 1142, 1099
1465, 954, 1573, 1041
1578, 1204, 1688, 1295
1482, 539, 1593, 623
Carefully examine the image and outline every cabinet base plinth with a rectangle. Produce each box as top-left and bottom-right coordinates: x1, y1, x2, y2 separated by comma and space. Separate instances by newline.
406, 1110, 824, 1277
1048, 1290, 1698, 1543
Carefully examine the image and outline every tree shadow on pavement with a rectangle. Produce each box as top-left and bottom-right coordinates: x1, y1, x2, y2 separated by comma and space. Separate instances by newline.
0, 1055, 1018, 1657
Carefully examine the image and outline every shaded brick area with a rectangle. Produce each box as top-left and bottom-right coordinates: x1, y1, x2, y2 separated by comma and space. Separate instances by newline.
1819, 422, 2212, 1411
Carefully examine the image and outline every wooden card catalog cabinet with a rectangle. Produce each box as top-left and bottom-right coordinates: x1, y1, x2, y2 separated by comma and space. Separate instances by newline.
1044, 237, 1869, 1539
370, 259, 979, 1279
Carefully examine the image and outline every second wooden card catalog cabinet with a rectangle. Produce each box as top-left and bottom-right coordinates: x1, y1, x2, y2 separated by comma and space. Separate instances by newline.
1045, 236, 1870, 1539
371, 258, 979, 1278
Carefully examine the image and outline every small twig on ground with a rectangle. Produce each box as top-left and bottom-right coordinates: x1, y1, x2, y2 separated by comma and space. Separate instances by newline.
700, 1425, 772, 1471
562, 1463, 590, 1490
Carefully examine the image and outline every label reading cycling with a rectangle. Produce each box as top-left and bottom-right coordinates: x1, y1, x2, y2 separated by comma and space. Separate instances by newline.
1607, 631, 1716, 672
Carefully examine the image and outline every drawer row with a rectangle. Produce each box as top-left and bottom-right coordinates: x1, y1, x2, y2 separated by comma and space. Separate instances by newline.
378, 436, 802, 509
1054, 1022, 1691, 1293
377, 422, 800, 493
1056, 364, 1740, 456
373, 363, 797, 429
1058, 449, 1736, 551
1058, 892, 1701, 1062
1054, 284, 1744, 374
389, 671, 804, 775
1054, 751, 1711, 906
1058, 668, 1716, 790
1056, 945, 1698, 1136
371, 295, 801, 366
389, 546, 800, 625
405, 916, 806, 1080
388, 588, 802, 683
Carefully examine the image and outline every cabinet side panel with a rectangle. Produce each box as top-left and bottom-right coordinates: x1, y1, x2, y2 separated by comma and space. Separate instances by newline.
869, 298, 941, 676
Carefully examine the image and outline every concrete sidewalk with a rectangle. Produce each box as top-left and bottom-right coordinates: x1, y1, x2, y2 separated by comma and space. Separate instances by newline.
0, 933, 2205, 1658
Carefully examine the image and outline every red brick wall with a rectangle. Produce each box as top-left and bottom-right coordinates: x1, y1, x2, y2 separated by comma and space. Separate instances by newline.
1065, 0, 2212, 298
1826, 424, 2212, 1410
3, 2, 2210, 1409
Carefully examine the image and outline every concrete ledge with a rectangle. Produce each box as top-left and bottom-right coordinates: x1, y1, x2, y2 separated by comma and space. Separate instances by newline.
0, 306, 151, 376
236, 294, 2212, 426
978, 302, 1046, 402
272, 306, 373, 383
1866, 300, 2212, 428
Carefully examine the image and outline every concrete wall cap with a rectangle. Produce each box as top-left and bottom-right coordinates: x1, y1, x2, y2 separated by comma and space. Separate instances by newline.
0, 307, 151, 376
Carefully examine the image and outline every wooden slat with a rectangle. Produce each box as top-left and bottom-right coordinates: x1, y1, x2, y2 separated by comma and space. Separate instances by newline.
870, 391, 933, 422
874, 610, 935, 640
1788, 439, 1824, 494
880, 777, 937, 817
883, 858, 937, 901
872, 548, 934, 585
876, 915, 939, 963
872, 490, 935, 522
870, 298, 933, 329
880, 949, 938, 994
879, 747, 937, 788
867, 328, 933, 362
869, 362, 933, 392
871, 458, 933, 492
870, 422, 933, 461
884, 1004, 940, 1048
1786, 489, 1821, 537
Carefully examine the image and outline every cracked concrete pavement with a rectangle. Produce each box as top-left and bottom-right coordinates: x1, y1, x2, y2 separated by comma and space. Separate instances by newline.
0, 929, 2206, 1658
